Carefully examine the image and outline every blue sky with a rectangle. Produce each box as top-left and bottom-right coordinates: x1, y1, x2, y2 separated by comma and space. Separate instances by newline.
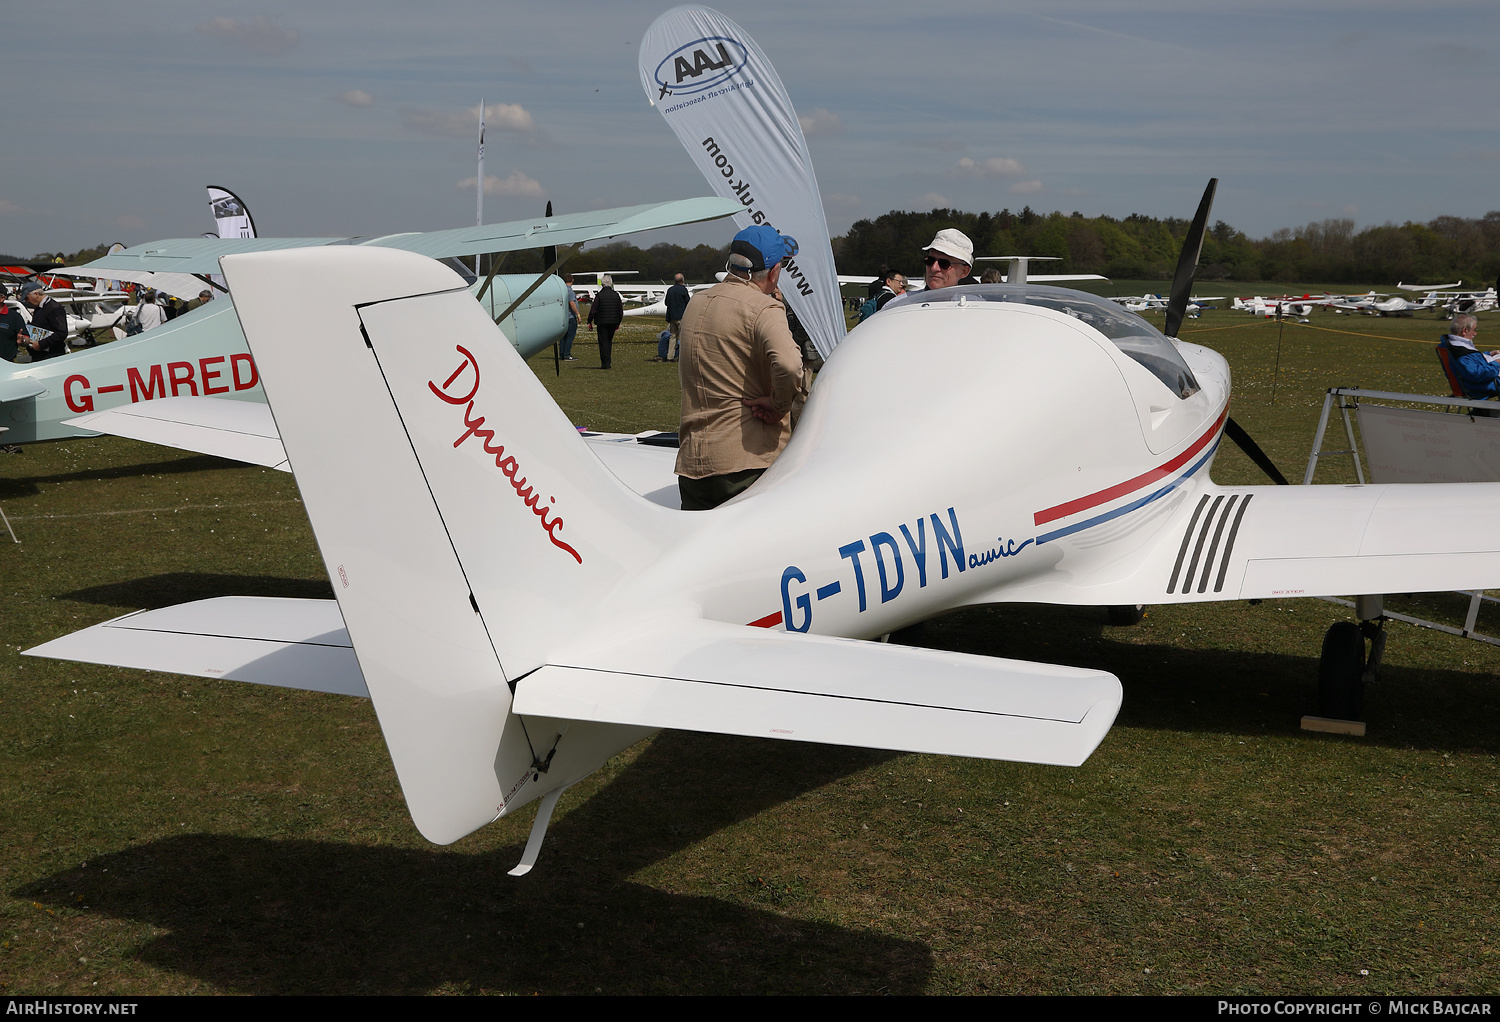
6, 0, 1497, 258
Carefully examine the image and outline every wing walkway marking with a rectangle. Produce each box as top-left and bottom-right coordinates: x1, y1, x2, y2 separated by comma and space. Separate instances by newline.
1166, 492, 1254, 595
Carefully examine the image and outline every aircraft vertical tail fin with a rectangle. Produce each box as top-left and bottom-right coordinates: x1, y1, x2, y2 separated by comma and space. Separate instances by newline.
220, 246, 674, 843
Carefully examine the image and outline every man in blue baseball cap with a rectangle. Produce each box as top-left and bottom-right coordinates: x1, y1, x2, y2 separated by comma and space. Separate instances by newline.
675, 225, 807, 510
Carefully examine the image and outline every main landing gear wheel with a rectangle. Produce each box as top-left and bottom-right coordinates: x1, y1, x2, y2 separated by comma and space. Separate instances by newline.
1106, 605, 1146, 626
1317, 621, 1365, 720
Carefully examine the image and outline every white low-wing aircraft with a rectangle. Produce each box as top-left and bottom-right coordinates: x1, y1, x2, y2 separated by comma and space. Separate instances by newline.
5, 287, 135, 345
1109, 293, 1224, 316
0, 199, 739, 445
30, 222, 1500, 870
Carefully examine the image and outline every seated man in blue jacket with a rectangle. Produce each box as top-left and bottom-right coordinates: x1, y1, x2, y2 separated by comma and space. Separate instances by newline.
1438, 313, 1496, 399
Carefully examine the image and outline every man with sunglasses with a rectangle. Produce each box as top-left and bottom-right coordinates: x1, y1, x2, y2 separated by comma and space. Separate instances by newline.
921, 228, 980, 292
675, 225, 807, 511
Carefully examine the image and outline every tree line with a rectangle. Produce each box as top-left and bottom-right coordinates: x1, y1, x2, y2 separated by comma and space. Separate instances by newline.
25, 206, 1500, 287
834, 207, 1500, 286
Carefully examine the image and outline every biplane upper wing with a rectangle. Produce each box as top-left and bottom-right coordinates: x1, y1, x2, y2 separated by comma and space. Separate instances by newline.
78, 198, 742, 276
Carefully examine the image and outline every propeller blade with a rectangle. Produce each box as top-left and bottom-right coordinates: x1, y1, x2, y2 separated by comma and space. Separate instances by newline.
1164, 178, 1218, 340
543, 200, 556, 273
543, 201, 559, 375
1224, 416, 1289, 485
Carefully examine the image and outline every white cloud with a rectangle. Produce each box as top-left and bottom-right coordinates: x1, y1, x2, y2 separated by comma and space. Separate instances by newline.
824, 193, 861, 211
798, 108, 842, 137
1009, 180, 1043, 194
404, 102, 535, 138
0, 199, 21, 214
116, 214, 146, 231
486, 103, 536, 131
458, 171, 545, 199
917, 192, 951, 207
194, 16, 298, 55
955, 156, 1025, 178
338, 90, 373, 108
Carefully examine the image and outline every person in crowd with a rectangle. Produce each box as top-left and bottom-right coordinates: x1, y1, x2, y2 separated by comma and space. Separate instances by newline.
675, 225, 806, 511
21, 283, 68, 359
586, 275, 623, 369
920, 229, 979, 292
661, 272, 691, 362
559, 274, 579, 361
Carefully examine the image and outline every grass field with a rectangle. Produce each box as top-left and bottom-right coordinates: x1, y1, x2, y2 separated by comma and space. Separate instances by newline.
3, 304, 1499, 995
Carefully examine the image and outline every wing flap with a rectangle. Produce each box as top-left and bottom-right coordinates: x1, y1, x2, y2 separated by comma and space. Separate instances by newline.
516, 620, 1121, 767
64, 397, 289, 470
23, 597, 366, 697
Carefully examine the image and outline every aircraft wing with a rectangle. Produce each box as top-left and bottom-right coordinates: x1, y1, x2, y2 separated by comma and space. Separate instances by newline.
990, 480, 1500, 607
64, 397, 289, 471
53, 265, 209, 302
79, 198, 741, 277
1398, 281, 1461, 292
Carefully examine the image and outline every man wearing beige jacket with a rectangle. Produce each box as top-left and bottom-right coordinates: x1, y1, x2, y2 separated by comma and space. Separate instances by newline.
675, 225, 807, 511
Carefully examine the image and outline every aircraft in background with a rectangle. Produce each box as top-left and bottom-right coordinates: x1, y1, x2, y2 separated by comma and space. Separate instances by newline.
4, 286, 135, 346
841, 256, 1108, 296
1400, 280, 1499, 316
1443, 286, 1498, 315
1109, 293, 1224, 317
567, 270, 650, 304
0, 199, 739, 446
1323, 291, 1436, 317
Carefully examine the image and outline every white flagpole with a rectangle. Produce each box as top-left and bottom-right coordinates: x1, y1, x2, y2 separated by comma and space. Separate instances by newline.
475, 99, 485, 276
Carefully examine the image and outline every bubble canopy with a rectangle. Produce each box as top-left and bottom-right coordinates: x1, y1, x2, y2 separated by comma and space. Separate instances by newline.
884, 284, 1201, 399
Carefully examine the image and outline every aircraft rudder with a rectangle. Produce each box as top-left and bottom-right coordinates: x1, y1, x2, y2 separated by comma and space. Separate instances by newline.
218, 246, 630, 842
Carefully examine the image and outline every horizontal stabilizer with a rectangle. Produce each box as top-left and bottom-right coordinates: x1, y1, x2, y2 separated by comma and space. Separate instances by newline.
65, 397, 289, 471
0, 378, 47, 404
519, 620, 1121, 767
23, 597, 366, 697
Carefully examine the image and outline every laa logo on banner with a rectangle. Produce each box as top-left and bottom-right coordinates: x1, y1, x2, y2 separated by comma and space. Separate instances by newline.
653, 36, 748, 98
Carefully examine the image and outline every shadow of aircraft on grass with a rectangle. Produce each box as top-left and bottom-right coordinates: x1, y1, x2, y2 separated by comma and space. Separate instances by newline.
920, 604, 1500, 757
0, 454, 243, 500
59, 572, 335, 609
16, 733, 923, 995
